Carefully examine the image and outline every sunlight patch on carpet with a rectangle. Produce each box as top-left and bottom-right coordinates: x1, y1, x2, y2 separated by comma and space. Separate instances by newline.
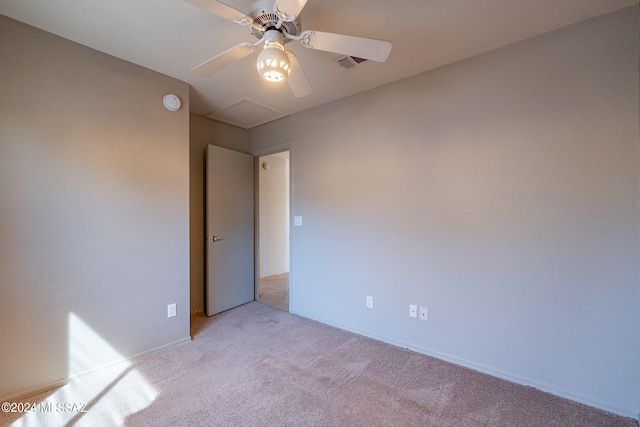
11, 313, 157, 426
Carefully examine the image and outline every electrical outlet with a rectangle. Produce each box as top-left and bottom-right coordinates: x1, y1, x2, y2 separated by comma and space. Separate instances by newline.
366, 296, 374, 309
167, 303, 177, 318
419, 306, 428, 321
409, 304, 417, 318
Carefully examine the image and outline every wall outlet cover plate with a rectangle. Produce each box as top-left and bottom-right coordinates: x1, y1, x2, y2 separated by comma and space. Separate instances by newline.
409, 304, 418, 318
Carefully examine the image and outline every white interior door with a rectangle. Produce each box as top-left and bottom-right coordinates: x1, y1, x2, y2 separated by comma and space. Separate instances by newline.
206, 144, 254, 316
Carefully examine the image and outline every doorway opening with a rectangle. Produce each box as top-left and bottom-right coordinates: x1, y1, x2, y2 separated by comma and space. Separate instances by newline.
257, 151, 290, 311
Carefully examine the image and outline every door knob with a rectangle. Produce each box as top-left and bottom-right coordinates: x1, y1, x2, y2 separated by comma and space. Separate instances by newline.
209, 236, 224, 242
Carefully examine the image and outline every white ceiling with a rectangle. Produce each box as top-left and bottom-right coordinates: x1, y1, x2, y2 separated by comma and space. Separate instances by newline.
1, 0, 636, 127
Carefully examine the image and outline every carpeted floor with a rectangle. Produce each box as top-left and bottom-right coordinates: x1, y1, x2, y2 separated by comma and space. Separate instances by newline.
2, 301, 637, 426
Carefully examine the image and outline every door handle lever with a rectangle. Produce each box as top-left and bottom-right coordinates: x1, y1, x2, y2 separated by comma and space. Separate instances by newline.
209, 236, 224, 242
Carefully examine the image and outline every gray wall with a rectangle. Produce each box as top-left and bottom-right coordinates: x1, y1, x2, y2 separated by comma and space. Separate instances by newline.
0, 16, 190, 399
189, 114, 249, 313
249, 7, 640, 417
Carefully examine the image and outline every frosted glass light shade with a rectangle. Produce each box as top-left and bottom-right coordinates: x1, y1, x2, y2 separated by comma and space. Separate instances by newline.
256, 30, 290, 82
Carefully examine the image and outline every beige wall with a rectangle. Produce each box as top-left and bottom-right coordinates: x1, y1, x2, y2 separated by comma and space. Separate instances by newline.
250, 7, 640, 417
0, 16, 190, 399
189, 114, 249, 313
259, 153, 290, 278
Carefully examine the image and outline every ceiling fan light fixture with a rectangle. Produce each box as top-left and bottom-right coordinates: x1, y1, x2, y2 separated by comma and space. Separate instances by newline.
257, 30, 290, 82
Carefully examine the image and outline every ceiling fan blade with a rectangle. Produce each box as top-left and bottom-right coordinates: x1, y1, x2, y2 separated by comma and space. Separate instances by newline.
300, 31, 392, 62
182, 0, 248, 24
273, 0, 309, 21
286, 51, 313, 98
191, 43, 256, 77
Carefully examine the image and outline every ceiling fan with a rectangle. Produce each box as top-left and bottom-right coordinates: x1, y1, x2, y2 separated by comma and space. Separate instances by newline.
183, 0, 393, 98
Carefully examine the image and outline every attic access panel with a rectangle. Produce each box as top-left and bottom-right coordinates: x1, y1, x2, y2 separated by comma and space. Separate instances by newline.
206, 99, 287, 129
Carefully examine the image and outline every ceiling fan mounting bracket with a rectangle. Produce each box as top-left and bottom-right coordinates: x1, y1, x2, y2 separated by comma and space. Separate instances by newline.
232, 16, 251, 26
273, 3, 297, 22
298, 30, 313, 49
248, 6, 300, 43
282, 29, 312, 49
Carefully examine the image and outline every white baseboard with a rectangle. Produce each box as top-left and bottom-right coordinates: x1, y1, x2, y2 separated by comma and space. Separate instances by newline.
297, 312, 637, 420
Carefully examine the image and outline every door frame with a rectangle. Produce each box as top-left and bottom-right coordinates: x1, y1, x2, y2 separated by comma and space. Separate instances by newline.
252, 142, 294, 312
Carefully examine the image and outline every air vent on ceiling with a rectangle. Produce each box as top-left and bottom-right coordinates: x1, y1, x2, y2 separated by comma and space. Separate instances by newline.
334, 55, 369, 70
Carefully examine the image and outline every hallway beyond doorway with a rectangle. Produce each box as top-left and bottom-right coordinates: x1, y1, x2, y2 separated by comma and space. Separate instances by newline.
258, 273, 289, 311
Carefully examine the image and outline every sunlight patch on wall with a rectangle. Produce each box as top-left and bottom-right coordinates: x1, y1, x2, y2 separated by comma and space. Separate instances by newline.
68, 312, 125, 376
11, 313, 158, 426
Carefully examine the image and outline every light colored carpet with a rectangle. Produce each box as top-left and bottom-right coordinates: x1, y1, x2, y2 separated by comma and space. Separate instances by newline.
2, 301, 636, 426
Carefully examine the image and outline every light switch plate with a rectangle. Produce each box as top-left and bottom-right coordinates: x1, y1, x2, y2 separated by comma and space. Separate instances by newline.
167, 303, 177, 318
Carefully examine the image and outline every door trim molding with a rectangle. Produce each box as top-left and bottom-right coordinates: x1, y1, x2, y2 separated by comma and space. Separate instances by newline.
251, 141, 291, 158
